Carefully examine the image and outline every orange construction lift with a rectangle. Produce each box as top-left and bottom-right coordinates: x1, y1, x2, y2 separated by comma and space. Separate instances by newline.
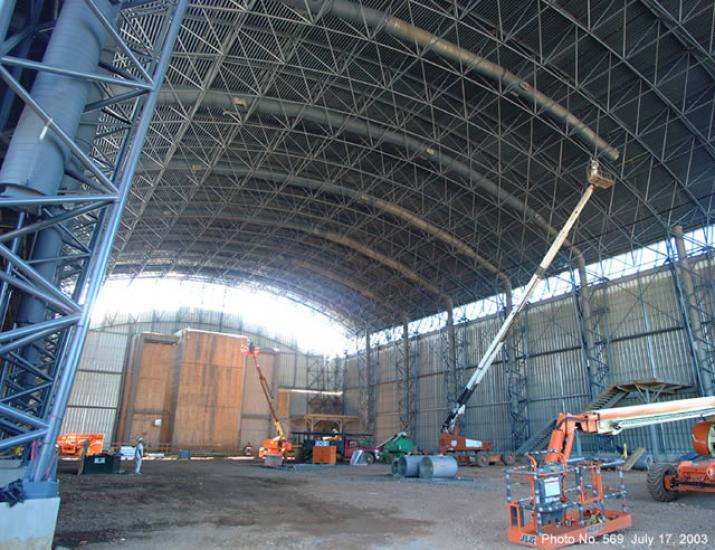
244, 343, 292, 464
505, 396, 715, 548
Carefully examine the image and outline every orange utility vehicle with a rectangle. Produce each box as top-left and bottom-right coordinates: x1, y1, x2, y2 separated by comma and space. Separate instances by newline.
505, 396, 715, 548
245, 343, 293, 462
57, 433, 104, 457
647, 417, 715, 500
440, 162, 613, 464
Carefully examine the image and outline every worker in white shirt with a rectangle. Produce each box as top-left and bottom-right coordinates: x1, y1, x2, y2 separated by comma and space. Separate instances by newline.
134, 436, 145, 475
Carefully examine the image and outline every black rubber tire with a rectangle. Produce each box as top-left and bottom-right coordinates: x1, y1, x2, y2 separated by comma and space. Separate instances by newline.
475, 453, 489, 467
647, 463, 678, 502
364, 452, 375, 465
502, 453, 516, 466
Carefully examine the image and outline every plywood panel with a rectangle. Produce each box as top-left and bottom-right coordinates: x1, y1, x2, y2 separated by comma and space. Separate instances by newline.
277, 389, 291, 420
171, 331, 248, 451
115, 334, 178, 446
134, 342, 175, 411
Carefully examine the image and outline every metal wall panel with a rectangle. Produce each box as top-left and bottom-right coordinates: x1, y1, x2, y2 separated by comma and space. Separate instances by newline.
345, 260, 710, 456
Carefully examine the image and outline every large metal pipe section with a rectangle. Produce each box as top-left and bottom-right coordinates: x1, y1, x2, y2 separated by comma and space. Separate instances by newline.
397, 455, 422, 477
419, 455, 458, 479
0, 0, 117, 198
283, 0, 619, 162
594, 395, 715, 435
673, 225, 714, 396
11, 37, 115, 407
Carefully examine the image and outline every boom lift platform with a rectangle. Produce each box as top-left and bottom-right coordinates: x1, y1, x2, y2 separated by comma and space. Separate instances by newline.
505, 396, 715, 548
440, 161, 614, 462
244, 343, 293, 463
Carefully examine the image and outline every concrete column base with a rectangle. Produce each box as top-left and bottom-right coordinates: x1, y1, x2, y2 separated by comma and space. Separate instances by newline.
0, 496, 60, 550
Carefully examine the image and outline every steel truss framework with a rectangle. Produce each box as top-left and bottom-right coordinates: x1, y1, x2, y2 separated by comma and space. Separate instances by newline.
78, 0, 713, 336
0, 0, 187, 493
306, 353, 342, 414
1, 0, 714, 469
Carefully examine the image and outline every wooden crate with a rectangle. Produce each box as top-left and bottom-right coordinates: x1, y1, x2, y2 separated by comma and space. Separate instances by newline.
312, 445, 337, 465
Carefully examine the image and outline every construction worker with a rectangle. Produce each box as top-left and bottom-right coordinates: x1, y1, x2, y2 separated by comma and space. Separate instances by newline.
134, 437, 145, 475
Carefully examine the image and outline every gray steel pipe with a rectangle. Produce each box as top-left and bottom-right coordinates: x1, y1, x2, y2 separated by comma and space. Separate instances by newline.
286, 0, 618, 161
419, 455, 458, 478
0, 0, 117, 198
396, 454, 422, 477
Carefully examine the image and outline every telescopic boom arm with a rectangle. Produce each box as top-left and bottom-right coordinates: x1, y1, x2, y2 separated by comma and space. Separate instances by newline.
441, 161, 614, 433
247, 343, 285, 439
544, 395, 715, 464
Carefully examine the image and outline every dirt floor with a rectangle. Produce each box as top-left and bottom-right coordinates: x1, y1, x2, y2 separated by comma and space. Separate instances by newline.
54, 458, 715, 550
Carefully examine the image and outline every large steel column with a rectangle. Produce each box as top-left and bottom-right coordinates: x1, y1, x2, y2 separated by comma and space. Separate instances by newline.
673, 226, 715, 396
365, 330, 376, 435
0, 0, 188, 496
442, 300, 458, 408
396, 319, 412, 432
574, 262, 611, 399
504, 292, 529, 450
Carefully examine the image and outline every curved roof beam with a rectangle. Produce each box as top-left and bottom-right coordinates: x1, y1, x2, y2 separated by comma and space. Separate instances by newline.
282, 257, 404, 318
283, 0, 619, 161
125, 222, 428, 310
138, 160, 512, 294
156, 89, 590, 272
132, 211, 446, 300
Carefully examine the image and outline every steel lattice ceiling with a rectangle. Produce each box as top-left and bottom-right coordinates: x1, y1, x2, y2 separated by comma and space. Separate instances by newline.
107, 0, 715, 330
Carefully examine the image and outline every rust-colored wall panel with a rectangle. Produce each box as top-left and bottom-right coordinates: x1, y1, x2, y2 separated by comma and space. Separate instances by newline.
129, 414, 163, 448
117, 329, 280, 452
171, 331, 248, 451
133, 342, 176, 411
114, 334, 178, 447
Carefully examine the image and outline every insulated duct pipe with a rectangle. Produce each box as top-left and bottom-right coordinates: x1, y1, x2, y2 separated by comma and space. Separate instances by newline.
0, 0, 118, 198
152, 90, 591, 274
169, 212, 446, 299
9, 4, 117, 398
138, 160, 512, 295
284, 0, 619, 161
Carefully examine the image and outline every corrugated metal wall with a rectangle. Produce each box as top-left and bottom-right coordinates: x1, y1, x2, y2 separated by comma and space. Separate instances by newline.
62, 308, 320, 441
346, 259, 711, 455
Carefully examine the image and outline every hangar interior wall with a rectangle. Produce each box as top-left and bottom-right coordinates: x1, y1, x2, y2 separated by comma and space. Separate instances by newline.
345, 255, 714, 457
61, 308, 338, 447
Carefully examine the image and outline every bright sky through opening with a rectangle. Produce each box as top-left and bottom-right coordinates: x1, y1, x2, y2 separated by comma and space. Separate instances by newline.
92, 278, 352, 356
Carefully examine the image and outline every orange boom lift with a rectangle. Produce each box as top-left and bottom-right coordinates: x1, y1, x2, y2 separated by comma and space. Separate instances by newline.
505, 396, 715, 548
245, 343, 292, 463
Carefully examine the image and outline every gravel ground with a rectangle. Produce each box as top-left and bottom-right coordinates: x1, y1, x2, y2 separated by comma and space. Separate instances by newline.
54, 459, 715, 550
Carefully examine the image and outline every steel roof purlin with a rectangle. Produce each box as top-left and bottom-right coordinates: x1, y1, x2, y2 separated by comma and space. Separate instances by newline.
105, 0, 714, 329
